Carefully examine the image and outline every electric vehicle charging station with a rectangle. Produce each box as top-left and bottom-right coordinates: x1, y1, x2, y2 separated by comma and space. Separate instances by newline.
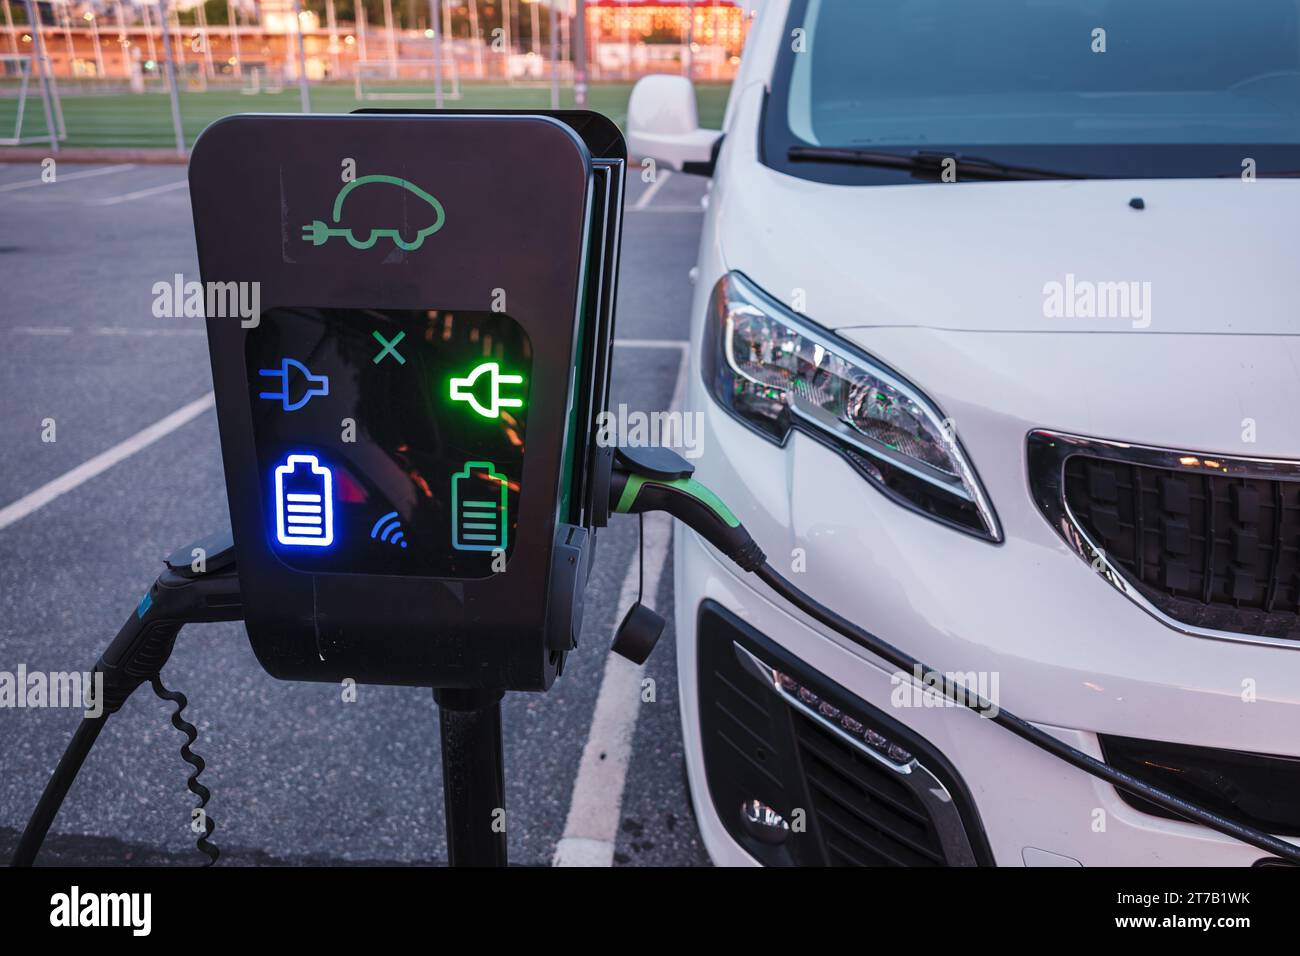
189, 111, 620, 694
187, 110, 626, 866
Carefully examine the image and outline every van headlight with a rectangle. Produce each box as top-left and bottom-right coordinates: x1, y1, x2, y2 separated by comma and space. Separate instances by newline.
702, 272, 1001, 541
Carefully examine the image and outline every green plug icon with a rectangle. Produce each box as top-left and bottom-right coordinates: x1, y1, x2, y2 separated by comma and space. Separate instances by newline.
301, 219, 332, 246
449, 362, 525, 419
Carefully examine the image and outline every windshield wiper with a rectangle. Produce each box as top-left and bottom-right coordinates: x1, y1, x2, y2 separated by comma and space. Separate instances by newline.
788, 146, 1095, 181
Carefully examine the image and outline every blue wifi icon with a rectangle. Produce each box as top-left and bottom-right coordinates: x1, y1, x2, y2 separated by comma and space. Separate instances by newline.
369, 511, 408, 549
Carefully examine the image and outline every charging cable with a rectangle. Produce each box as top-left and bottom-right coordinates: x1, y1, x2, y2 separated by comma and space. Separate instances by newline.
607, 453, 1300, 866
11, 533, 242, 867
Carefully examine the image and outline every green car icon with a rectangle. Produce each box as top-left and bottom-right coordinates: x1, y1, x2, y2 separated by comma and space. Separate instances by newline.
301, 174, 447, 251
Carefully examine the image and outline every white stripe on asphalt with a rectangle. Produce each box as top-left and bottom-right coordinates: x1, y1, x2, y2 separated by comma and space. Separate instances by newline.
631, 169, 673, 210
11, 327, 209, 338
0, 392, 214, 532
12, 326, 207, 337
90, 327, 207, 336
89, 179, 189, 206
613, 338, 688, 352
553, 344, 689, 867
626, 205, 704, 214
0, 164, 136, 193
553, 511, 674, 866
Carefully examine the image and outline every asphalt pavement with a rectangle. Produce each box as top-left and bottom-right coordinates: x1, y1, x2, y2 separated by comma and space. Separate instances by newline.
0, 159, 712, 866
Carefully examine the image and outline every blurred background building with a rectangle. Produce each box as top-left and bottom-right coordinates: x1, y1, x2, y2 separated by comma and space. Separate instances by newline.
0, 0, 753, 84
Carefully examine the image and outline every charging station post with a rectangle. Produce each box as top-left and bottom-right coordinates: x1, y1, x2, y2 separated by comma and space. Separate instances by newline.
435, 688, 506, 866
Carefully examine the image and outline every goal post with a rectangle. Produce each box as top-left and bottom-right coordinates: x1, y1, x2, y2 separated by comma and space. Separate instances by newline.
0, 53, 61, 148
353, 57, 462, 101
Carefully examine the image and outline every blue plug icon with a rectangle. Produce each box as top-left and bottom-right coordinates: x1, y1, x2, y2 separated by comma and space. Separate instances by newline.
258, 358, 329, 412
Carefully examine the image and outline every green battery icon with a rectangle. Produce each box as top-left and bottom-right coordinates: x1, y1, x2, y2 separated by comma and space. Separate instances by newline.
452, 462, 509, 552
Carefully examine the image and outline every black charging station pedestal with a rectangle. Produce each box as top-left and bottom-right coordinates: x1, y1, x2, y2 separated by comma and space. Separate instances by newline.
189, 110, 626, 865
435, 687, 507, 866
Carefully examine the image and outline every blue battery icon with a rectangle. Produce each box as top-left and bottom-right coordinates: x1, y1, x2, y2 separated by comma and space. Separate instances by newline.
275, 453, 335, 547
451, 462, 508, 552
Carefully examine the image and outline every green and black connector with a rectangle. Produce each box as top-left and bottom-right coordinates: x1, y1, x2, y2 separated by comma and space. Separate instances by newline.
588, 445, 763, 665
599, 445, 765, 573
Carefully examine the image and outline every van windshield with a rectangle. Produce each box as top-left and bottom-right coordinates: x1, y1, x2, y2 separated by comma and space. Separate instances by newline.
766, 0, 1300, 183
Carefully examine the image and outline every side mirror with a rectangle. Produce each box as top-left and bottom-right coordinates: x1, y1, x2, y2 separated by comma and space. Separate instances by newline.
626, 74, 723, 176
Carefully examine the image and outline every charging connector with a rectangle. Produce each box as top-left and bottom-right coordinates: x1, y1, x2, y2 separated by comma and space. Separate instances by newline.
604, 444, 765, 572
11, 532, 242, 867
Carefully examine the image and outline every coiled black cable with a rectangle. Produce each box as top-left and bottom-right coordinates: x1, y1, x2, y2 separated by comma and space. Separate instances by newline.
150, 676, 218, 866
12, 550, 240, 867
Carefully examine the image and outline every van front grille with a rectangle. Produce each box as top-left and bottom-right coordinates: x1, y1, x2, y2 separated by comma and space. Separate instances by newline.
1028, 430, 1300, 645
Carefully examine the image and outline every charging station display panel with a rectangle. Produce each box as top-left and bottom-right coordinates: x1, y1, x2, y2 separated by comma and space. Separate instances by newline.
190, 112, 611, 690
248, 307, 530, 578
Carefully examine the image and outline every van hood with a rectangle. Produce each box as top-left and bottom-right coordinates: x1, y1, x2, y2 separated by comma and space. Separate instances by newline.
717, 172, 1300, 335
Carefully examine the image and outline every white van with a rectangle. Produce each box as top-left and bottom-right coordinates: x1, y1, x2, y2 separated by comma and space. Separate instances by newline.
628, 0, 1300, 865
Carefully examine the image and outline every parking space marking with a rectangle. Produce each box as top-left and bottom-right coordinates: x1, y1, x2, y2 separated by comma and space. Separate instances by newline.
89, 179, 189, 206
553, 510, 674, 866
631, 169, 673, 210
0, 164, 136, 193
553, 345, 687, 867
88, 327, 207, 336
11, 326, 73, 335
614, 338, 688, 352
0, 392, 214, 532
12, 326, 206, 337
627, 205, 705, 214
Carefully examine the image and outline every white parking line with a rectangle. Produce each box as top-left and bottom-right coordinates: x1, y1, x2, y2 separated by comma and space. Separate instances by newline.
0, 392, 214, 532
553, 344, 688, 867
553, 511, 674, 866
632, 169, 673, 210
12, 326, 206, 337
626, 205, 705, 214
0, 164, 136, 193
89, 327, 207, 336
89, 179, 189, 206
613, 338, 688, 352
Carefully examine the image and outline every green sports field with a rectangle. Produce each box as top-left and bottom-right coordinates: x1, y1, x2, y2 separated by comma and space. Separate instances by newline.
0, 81, 730, 151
